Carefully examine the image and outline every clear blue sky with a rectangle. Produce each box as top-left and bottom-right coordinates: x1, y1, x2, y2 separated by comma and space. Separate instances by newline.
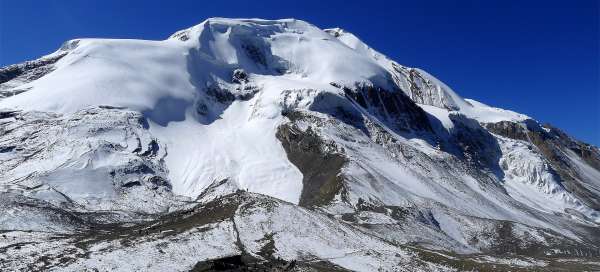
1, 0, 598, 145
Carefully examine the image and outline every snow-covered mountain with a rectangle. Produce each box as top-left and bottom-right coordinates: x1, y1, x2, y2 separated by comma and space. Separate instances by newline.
1, 18, 599, 271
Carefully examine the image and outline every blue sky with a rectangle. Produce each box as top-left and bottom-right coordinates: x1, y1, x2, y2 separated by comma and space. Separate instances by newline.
1, 0, 598, 145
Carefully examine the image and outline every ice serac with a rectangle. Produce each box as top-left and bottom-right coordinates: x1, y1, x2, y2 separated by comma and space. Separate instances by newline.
1, 18, 599, 271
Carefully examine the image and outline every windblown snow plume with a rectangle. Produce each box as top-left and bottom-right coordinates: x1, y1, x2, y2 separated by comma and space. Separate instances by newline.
1, 18, 599, 271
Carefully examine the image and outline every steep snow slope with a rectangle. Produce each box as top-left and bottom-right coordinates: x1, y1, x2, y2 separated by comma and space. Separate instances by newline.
1, 17, 599, 271
326, 28, 531, 124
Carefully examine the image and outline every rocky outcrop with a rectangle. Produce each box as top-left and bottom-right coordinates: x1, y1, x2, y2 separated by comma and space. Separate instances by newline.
389, 64, 460, 111
485, 120, 600, 210
277, 112, 347, 207
329, 83, 434, 134
0, 52, 67, 96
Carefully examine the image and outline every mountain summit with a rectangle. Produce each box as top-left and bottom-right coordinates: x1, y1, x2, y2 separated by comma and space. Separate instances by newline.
1, 18, 599, 271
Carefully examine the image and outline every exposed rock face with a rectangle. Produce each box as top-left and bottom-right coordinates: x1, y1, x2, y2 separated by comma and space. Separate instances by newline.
0, 53, 66, 85
232, 68, 249, 84
543, 124, 600, 171
485, 120, 600, 210
447, 113, 503, 175
276, 112, 347, 207
390, 64, 461, 111
338, 83, 434, 133
0, 53, 66, 97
